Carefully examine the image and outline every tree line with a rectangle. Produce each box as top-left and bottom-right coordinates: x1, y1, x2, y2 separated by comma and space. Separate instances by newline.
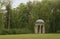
0, 0, 60, 34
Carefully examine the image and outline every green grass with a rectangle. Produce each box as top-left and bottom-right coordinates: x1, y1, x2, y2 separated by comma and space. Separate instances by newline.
0, 34, 60, 39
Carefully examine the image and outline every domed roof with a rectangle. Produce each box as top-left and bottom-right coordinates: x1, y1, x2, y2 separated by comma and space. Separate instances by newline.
36, 19, 44, 23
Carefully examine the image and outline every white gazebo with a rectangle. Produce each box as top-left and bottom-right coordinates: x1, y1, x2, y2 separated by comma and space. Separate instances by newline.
34, 19, 45, 34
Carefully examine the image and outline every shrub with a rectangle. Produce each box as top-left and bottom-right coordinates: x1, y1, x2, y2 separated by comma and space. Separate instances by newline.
0, 28, 32, 35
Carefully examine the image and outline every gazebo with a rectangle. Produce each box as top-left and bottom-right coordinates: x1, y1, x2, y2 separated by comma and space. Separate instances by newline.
34, 19, 45, 34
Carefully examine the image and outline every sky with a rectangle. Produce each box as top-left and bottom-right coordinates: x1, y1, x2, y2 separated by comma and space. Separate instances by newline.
12, 0, 29, 8
12, 0, 42, 8
1, 0, 41, 9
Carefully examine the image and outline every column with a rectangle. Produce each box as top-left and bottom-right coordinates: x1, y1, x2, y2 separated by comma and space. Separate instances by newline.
35, 24, 38, 34
39, 25, 41, 34
43, 24, 45, 34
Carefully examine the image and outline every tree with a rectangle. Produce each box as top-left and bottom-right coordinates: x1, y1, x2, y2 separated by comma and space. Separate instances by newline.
5, 0, 12, 30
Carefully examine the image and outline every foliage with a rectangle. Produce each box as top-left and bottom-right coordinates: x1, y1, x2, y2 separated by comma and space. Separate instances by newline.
0, 0, 60, 34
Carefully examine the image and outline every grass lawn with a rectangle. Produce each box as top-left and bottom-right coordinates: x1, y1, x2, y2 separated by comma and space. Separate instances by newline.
0, 34, 60, 39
